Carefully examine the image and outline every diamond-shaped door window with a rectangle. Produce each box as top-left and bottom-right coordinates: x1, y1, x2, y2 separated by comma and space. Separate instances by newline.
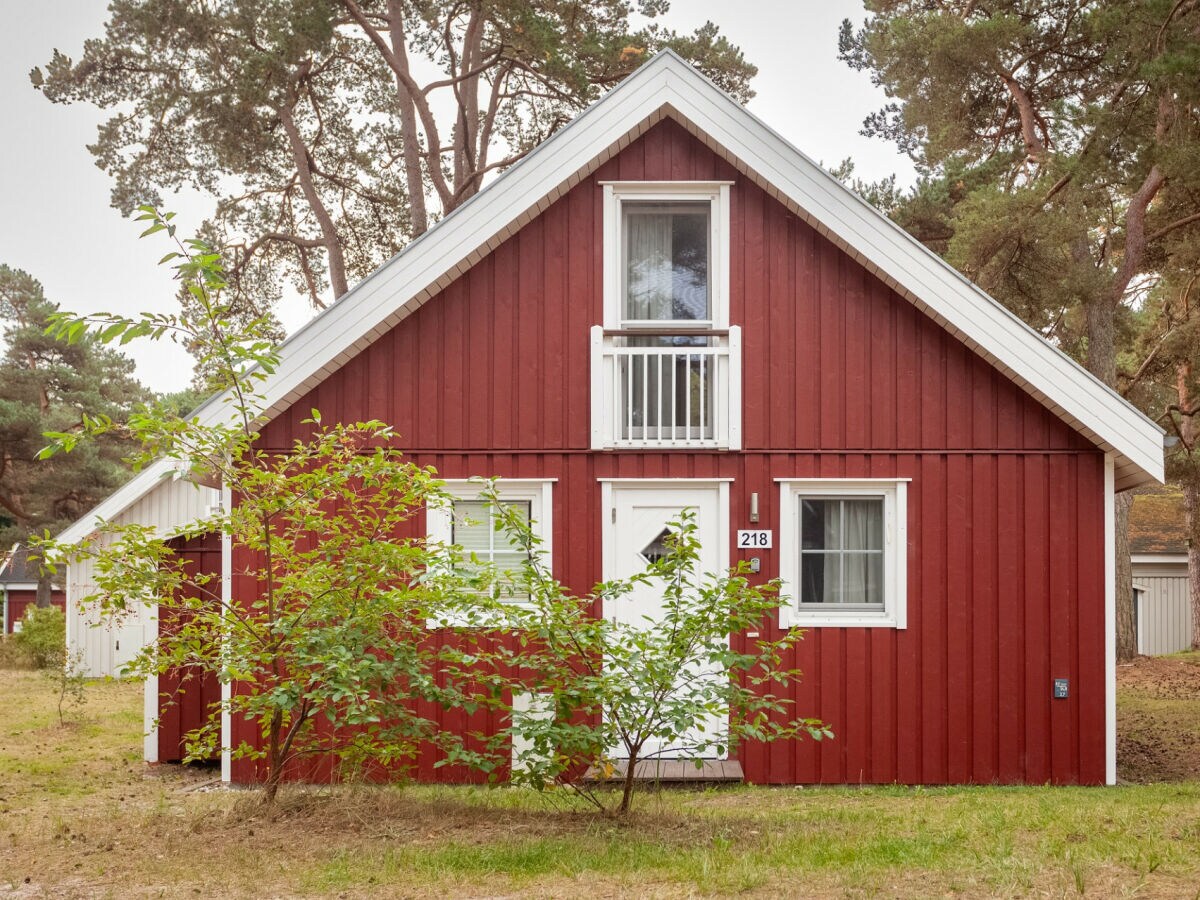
640, 528, 674, 565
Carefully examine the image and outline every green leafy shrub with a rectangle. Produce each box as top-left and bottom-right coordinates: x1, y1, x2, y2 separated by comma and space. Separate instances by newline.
14, 606, 66, 669
440, 488, 831, 815
41, 209, 480, 801
0, 635, 36, 669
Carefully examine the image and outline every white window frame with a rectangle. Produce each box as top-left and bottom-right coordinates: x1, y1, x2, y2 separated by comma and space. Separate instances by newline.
776, 479, 908, 629
601, 181, 732, 330
425, 479, 554, 626
592, 181, 740, 450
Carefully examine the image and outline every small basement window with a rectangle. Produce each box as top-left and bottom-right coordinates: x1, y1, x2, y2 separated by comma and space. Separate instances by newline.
777, 479, 908, 629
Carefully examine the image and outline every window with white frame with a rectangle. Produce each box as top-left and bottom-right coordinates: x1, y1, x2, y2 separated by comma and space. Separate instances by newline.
777, 479, 908, 628
426, 481, 553, 608
592, 182, 741, 450
622, 200, 712, 325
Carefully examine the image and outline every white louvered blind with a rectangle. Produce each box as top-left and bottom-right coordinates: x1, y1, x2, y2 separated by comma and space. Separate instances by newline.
451, 500, 531, 598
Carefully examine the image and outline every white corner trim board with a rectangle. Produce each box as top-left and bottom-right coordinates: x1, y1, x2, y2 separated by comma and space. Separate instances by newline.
57, 50, 1162, 545
220, 483, 233, 783
1104, 455, 1117, 785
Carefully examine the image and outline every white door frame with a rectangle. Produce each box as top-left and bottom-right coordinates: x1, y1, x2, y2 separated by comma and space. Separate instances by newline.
598, 478, 732, 759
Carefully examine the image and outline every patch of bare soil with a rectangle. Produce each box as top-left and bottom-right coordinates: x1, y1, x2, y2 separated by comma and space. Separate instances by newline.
1117, 652, 1200, 783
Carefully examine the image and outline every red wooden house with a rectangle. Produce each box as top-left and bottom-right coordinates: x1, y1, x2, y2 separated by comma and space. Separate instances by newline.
1, 544, 66, 634
61, 52, 1163, 785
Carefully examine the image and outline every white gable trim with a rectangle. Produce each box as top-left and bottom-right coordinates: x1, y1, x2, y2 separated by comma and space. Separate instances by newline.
57, 51, 1162, 545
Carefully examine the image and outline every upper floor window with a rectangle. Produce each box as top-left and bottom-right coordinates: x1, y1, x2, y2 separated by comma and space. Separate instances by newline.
592, 182, 740, 450
623, 201, 711, 325
602, 181, 729, 329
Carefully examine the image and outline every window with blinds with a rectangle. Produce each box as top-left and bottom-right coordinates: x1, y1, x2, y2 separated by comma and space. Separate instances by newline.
451, 499, 532, 599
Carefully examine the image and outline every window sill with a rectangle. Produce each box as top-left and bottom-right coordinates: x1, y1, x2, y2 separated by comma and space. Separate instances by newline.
781, 611, 905, 630
605, 439, 728, 450
425, 602, 535, 630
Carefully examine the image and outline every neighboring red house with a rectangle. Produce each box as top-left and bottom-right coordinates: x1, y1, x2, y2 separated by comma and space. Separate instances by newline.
1, 543, 66, 634
59, 52, 1163, 786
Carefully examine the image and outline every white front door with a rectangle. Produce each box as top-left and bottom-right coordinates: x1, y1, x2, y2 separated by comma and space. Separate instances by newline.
601, 481, 730, 759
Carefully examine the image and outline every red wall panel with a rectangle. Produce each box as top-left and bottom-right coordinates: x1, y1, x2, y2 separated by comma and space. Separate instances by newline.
156, 532, 222, 764
234, 119, 1108, 786
4, 590, 65, 633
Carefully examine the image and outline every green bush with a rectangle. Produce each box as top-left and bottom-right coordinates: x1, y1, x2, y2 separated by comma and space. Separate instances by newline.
0, 636, 36, 669
14, 606, 66, 669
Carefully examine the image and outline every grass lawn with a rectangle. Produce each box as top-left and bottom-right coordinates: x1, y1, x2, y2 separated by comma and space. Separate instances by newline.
1, 657, 1198, 898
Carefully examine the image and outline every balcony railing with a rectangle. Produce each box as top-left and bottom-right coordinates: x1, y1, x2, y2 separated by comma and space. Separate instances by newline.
590, 325, 742, 449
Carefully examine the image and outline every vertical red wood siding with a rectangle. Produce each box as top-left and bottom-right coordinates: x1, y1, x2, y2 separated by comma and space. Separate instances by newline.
156, 533, 222, 764
4, 589, 66, 633
233, 119, 1108, 785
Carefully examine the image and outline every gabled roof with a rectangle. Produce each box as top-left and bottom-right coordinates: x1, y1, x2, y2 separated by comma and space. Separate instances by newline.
59, 50, 1163, 544
0, 544, 63, 587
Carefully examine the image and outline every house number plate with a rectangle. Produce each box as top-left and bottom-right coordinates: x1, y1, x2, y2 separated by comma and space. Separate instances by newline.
737, 529, 773, 549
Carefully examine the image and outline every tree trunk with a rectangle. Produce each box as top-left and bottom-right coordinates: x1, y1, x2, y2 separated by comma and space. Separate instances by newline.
276, 93, 349, 303
35, 569, 52, 609
1084, 297, 1139, 661
264, 711, 284, 805
1115, 492, 1137, 660
618, 755, 637, 816
1179, 362, 1200, 651
386, 0, 428, 237
1183, 480, 1200, 651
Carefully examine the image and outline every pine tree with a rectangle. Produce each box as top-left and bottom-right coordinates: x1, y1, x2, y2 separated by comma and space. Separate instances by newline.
33, 1, 756, 312
839, 0, 1200, 659
0, 265, 149, 603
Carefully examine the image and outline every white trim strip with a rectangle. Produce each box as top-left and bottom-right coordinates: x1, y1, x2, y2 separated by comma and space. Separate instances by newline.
439, 478, 559, 484
1131, 553, 1188, 565
596, 477, 736, 483
597, 180, 736, 186
220, 484, 233, 784
1104, 455, 1116, 785
143, 609, 159, 764
774, 477, 913, 483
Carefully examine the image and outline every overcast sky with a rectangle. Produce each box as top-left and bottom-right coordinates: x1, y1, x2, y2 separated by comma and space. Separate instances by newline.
0, 1, 913, 394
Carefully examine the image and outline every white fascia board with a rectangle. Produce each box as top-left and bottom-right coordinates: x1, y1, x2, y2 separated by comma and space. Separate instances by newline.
650, 62, 1162, 489
1131, 553, 1189, 565
1104, 456, 1116, 784
55, 458, 179, 546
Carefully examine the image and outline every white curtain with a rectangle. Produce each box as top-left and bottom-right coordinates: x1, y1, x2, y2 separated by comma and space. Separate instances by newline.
842, 500, 878, 604
822, 501, 841, 603
626, 213, 673, 320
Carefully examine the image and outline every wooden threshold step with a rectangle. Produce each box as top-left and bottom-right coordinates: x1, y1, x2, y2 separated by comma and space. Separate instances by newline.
582, 759, 744, 783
